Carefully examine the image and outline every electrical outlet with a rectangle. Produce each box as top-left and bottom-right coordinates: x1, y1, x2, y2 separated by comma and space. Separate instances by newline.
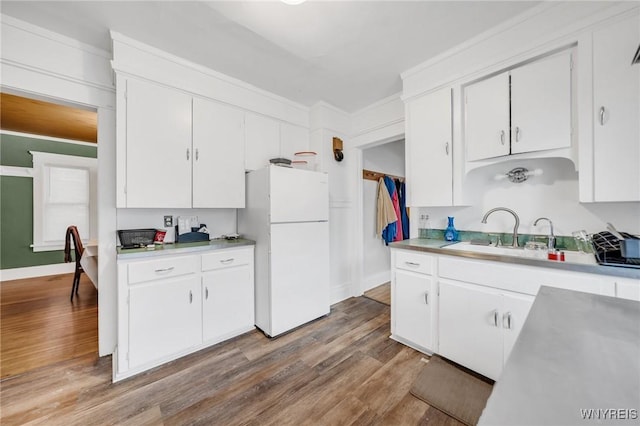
164, 215, 173, 227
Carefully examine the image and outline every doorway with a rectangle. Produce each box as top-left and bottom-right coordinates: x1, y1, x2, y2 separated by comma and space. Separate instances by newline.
360, 139, 406, 299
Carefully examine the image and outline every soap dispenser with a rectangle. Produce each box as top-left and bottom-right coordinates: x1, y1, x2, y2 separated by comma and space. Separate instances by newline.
444, 216, 459, 241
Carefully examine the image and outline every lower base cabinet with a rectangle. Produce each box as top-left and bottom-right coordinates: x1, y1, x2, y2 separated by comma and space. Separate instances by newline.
129, 275, 202, 369
116, 246, 254, 381
438, 279, 533, 380
393, 269, 434, 351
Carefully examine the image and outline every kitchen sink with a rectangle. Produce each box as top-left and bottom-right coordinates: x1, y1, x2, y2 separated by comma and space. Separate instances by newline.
442, 241, 598, 265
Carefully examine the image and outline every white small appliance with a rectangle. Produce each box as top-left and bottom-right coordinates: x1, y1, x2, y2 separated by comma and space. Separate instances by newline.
238, 165, 330, 337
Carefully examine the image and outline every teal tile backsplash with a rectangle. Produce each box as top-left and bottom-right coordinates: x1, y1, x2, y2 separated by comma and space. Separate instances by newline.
418, 228, 579, 251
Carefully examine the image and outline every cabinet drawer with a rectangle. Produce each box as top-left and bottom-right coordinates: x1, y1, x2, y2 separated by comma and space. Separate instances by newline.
202, 248, 251, 272
395, 250, 433, 275
127, 255, 199, 285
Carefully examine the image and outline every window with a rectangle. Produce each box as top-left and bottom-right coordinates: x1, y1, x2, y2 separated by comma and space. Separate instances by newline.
31, 151, 97, 252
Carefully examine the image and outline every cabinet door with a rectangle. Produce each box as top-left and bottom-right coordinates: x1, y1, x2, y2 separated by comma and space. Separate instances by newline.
202, 265, 254, 343
244, 114, 280, 171
406, 88, 453, 207
280, 123, 309, 161
125, 78, 192, 208
465, 72, 510, 161
593, 14, 640, 202
501, 292, 534, 365
439, 280, 503, 380
393, 269, 434, 351
511, 51, 572, 154
129, 275, 201, 368
192, 98, 245, 208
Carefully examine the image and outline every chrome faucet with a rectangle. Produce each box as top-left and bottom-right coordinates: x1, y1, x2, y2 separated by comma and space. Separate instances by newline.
534, 217, 555, 250
481, 207, 520, 248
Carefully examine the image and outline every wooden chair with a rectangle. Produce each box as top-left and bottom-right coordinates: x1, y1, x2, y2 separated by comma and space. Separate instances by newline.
64, 226, 85, 302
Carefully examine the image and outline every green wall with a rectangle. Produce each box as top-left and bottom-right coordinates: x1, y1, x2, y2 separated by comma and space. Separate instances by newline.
0, 133, 97, 270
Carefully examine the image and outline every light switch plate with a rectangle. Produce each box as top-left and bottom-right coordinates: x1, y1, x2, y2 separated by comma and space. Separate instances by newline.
164, 215, 173, 227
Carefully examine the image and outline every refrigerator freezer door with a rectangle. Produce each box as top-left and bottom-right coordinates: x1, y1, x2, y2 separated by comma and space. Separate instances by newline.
269, 221, 330, 336
270, 166, 329, 223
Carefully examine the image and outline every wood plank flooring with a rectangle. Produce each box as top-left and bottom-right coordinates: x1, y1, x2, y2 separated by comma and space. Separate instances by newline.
1, 273, 98, 378
1, 292, 464, 425
364, 282, 390, 306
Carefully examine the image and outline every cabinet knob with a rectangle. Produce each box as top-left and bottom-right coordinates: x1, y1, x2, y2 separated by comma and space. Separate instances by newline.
154, 267, 175, 274
500, 130, 506, 145
599, 106, 606, 126
424, 292, 429, 305
189, 290, 193, 304
445, 142, 450, 156
503, 311, 512, 329
195, 148, 199, 161
220, 258, 234, 264
186, 148, 190, 161
404, 261, 420, 268
493, 310, 499, 327
205, 287, 209, 300
515, 127, 521, 142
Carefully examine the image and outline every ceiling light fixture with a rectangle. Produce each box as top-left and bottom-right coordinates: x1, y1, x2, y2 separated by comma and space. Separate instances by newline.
281, 0, 306, 5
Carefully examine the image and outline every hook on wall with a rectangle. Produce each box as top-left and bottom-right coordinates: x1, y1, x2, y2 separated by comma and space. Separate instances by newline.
333, 137, 344, 162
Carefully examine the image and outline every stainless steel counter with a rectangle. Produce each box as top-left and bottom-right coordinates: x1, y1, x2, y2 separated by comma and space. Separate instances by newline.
479, 286, 640, 425
116, 238, 255, 260
391, 239, 640, 280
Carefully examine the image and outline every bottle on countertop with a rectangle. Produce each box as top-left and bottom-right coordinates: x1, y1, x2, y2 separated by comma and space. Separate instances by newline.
444, 216, 459, 241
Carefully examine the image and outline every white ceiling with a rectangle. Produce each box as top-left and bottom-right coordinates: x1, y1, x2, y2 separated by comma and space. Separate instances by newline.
1, 1, 540, 112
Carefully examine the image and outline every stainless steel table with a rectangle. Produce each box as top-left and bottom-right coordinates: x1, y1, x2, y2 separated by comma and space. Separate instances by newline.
479, 286, 640, 425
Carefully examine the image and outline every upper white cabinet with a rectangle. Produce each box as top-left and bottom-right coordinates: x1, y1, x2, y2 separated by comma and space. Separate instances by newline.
406, 87, 453, 206
464, 50, 572, 162
592, 13, 640, 202
245, 114, 310, 170
510, 52, 572, 155
465, 72, 510, 161
125, 78, 193, 208
192, 98, 245, 208
119, 78, 245, 208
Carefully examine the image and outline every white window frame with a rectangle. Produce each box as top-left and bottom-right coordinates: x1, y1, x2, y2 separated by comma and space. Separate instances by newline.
30, 151, 97, 252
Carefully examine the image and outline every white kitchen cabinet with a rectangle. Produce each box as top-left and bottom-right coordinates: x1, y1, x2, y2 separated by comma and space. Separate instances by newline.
245, 115, 310, 170
192, 98, 245, 208
280, 123, 310, 161
115, 245, 255, 382
465, 72, 510, 161
613, 277, 640, 302
439, 279, 534, 380
391, 250, 437, 353
406, 87, 453, 206
465, 50, 572, 162
119, 78, 246, 208
592, 13, 640, 202
125, 78, 192, 208
244, 114, 280, 171
129, 274, 202, 369
201, 249, 254, 343
510, 52, 572, 154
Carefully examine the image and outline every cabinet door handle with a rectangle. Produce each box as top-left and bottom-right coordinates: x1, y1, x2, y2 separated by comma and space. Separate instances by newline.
404, 261, 420, 268
220, 258, 234, 264
507, 312, 512, 329
186, 148, 190, 161
599, 106, 606, 126
424, 292, 429, 305
189, 290, 193, 304
515, 127, 521, 142
205, 287, 209, 300
445, 142, 449, 155
195, 148, 199, 161
154, 267, 175, 274
500, 130, 506, 145
493, 310, 499, 327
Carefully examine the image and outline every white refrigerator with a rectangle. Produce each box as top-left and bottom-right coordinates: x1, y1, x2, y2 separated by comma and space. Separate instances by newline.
238, 165, 330, 337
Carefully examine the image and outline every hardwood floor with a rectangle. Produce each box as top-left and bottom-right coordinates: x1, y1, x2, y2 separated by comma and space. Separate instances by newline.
1, 273, 98, 378
0, 295, 464, 425
364, 282, 391, 306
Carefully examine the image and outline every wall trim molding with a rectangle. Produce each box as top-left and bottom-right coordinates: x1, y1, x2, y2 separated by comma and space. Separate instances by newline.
363, 271, 391, 292
330, 281, 353, 305
1, 262, 74, 282
0, 130, 98, 147
0, 165, 32, 178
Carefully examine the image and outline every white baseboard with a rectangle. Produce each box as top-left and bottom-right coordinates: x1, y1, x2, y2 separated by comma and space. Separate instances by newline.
0, 263, 75, 282
364, 270, 391, 292
331, 281, 353, 305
